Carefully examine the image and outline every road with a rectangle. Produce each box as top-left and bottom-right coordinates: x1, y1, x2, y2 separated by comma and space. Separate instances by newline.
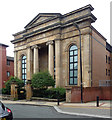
4, 104, 98, 119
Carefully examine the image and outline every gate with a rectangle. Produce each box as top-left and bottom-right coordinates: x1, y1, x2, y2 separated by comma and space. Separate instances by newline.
18, 88, 26, 100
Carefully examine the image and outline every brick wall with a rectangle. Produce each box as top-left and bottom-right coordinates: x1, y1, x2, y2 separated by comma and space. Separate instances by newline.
0, 46, 2, 88
91, 28, 106, 86
0, 45, 14, 88
70, 86, 111, 103
1, 46, 7, 88
6, 60, 14, 84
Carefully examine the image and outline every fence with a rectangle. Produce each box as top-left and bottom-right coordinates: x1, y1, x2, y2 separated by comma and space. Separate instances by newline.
99, 80, 112, 86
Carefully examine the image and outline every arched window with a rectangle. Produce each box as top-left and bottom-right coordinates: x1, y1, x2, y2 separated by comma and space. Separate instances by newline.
22, 55, 26, 84
69, 45, 78, 85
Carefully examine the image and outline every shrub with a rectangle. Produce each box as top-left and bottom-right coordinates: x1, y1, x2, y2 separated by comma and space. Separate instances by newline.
46, 87, 66, 99
31, 71, 55, 89
32, 88, 46, 97
5, 76, 24, 94
32, 87, 66, 99
1, 88, 8, 94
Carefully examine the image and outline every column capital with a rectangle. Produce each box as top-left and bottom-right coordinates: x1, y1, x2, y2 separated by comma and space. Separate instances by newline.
31, 45, 40, 49
46, 41, 54, 46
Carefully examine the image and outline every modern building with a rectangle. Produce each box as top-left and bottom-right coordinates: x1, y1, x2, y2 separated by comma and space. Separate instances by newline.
0, 43, 14, 88
11, 4, 112, 90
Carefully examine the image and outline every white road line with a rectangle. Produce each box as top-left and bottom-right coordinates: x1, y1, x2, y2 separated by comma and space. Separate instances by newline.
54, 106, 111, 119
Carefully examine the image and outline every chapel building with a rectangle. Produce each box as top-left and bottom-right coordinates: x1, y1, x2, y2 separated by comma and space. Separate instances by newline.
11, 4, 112, 89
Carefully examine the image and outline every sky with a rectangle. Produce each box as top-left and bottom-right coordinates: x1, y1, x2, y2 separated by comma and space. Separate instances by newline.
0, 0, 111, 57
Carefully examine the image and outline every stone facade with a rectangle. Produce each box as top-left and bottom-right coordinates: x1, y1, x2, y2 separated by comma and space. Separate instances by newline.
11, 4, 112, 90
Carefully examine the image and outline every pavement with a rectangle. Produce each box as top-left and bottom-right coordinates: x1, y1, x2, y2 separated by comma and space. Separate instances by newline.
1, 99, 112, 119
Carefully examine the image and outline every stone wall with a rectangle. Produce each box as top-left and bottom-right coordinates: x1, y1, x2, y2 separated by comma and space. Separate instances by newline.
39, 46, 48, 72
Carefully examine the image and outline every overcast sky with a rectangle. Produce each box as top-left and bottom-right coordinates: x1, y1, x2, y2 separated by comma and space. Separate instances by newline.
0, 0, 111, 57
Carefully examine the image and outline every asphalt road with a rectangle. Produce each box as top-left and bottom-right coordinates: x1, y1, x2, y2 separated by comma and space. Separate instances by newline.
4, 104, 109, 120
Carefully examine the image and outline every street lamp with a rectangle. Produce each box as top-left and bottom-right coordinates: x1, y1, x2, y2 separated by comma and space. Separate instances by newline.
73, 22, 83, 103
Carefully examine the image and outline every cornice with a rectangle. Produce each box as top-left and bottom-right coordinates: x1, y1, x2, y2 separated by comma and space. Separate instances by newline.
63, 4, 94, 17
11, 5, 97, 44
13, 29, 26, 37
11, 13, 96, 44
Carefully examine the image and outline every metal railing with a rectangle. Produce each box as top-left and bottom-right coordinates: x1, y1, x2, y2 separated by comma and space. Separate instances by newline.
99, 80, 112, 86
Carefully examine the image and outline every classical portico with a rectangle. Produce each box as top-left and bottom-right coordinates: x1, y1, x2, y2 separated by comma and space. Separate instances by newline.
22, 39, 61, 87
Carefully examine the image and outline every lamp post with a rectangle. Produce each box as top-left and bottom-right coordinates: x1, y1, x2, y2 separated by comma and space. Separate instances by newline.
73, 22, 83, 103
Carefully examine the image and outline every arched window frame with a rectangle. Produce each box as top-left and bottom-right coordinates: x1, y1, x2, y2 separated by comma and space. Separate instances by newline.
69, 45, 78, 85
21, 55, 26, 84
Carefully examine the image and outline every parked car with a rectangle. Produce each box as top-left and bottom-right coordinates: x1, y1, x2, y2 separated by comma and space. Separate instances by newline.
0, 101, 13, 120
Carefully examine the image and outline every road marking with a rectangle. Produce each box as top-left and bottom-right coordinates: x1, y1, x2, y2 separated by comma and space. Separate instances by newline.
54, 106, 111, 119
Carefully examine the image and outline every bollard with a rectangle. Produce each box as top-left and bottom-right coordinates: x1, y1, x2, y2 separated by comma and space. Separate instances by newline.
57, 91, 60, 106
96, 96, 99, 107
57, 98, 60, 106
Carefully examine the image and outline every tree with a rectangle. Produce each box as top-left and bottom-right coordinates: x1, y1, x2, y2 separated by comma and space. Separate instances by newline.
31, 71, 55, 89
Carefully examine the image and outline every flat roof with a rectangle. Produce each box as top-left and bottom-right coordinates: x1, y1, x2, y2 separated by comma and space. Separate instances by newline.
7, 56, 14, 61
0, 43, 9, 47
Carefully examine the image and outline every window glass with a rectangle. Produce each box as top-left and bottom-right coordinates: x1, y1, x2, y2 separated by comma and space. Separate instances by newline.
70, 78, 73, 84
106, 55, 107, 63
69, 45, 78, 85
7, 60, 10, 65
70, 51, 73, 56
74, 70, 78, 77
106, 69, 107, 76
74, 50, 78, 55
74, 78, 78, 85
70, 45, 77, 51
70, 57, 73, 62
70, 64, 73, 69
70, 71, 73, 77
7, 71, 10, 77
74, 63, 78, 69
22, 55, 26, 84
74, 56, 78, 62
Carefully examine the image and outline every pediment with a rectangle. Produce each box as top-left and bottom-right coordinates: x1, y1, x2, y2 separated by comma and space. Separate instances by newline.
25, 13, 61, 29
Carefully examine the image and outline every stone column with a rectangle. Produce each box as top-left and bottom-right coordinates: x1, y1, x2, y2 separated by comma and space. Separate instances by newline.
27, 47, 32, 80
11, 81, 18, 100
26, 80, 32, 101
46, 41, 54, 77
65, 86, 72, 103
55, 40, 61, 87
18, 56, 21, 80
14, 51, 17, 77
32, 45, 39, 73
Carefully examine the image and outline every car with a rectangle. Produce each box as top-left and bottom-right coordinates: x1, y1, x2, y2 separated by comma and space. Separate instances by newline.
0, 101, 13, 120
